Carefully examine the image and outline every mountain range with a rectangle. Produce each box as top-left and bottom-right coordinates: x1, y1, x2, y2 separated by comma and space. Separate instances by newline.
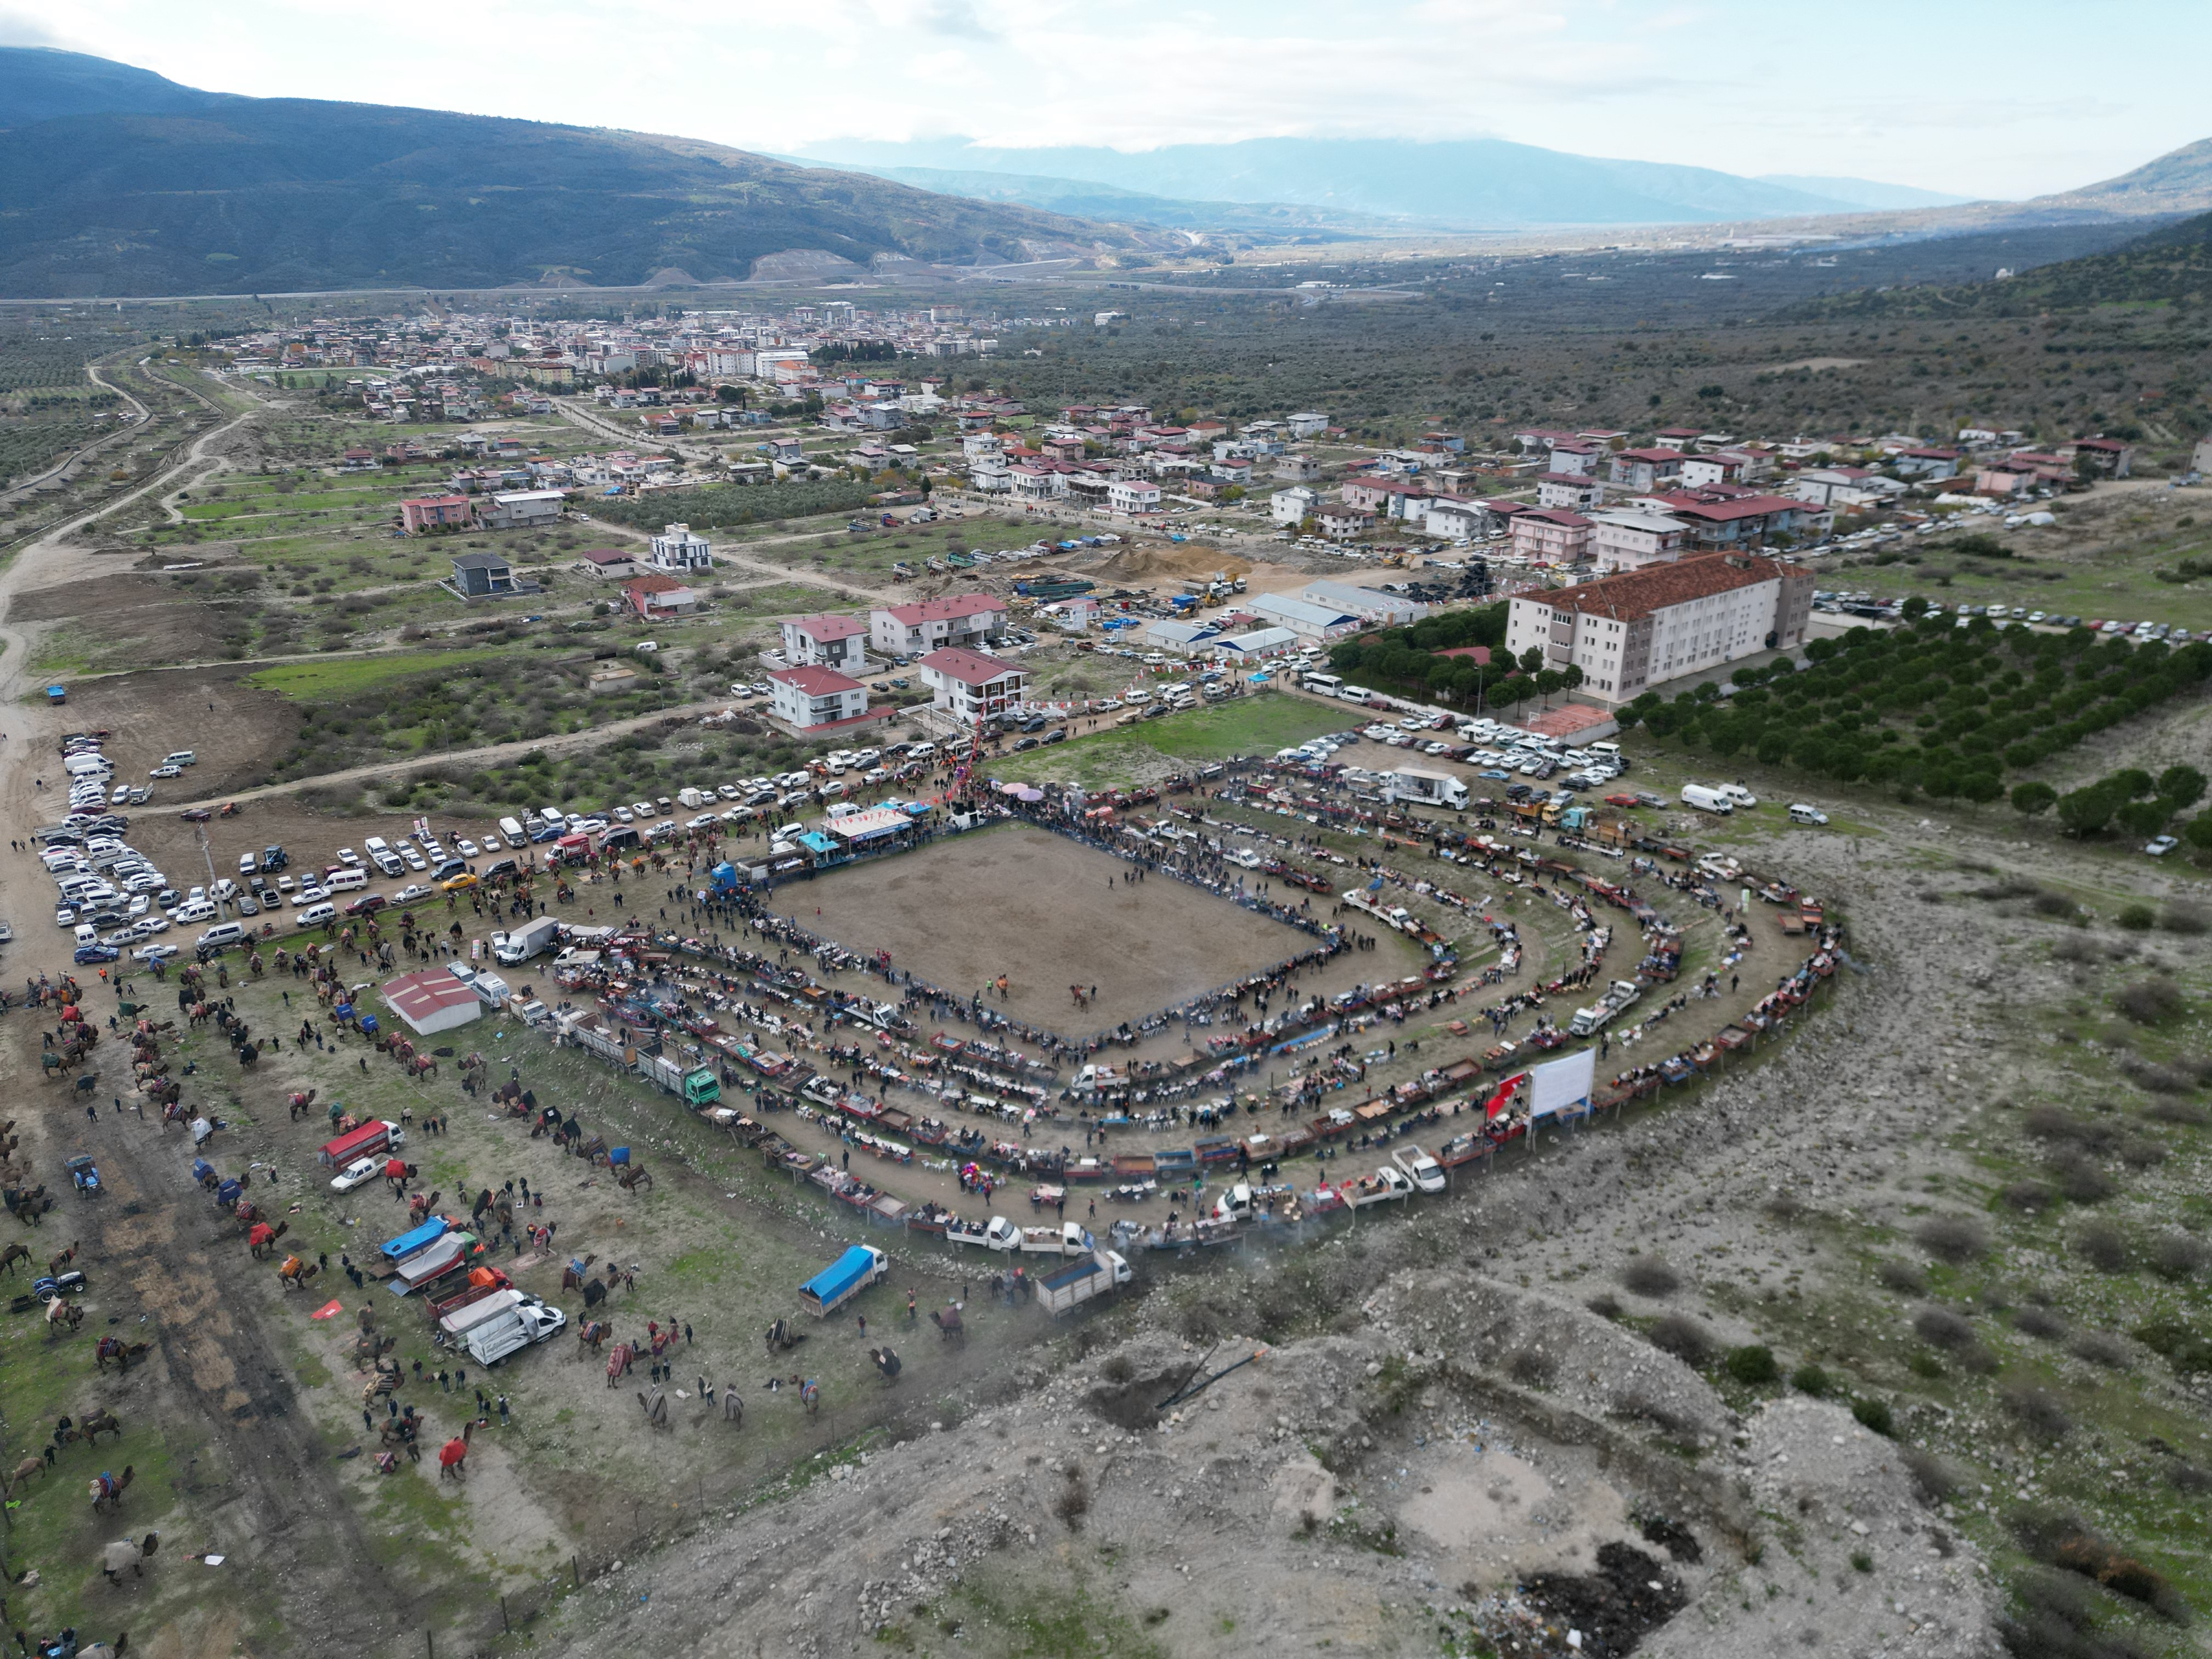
0, 48, 1132, 296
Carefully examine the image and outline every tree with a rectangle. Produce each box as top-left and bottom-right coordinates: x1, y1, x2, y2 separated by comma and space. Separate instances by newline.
1534, 668, 1566, 707
2056, 783, 2120, 838
2185, 812, 2212, 850
2010, 781, 2057, 817
1518, 646, 1545, 676
1960, 771, 2004, 806
1900, 595, 1929, 619
2157, 765, 2208, 811
1561, 663, 1585, 691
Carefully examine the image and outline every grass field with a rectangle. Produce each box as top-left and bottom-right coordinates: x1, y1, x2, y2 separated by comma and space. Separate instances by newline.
247, 648, 493, 698
988, 693, 1348, 787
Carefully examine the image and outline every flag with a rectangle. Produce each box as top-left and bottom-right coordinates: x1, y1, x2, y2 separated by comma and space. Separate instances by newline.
1483, 1073, 1525, 1119
309, 1299, 345, 1321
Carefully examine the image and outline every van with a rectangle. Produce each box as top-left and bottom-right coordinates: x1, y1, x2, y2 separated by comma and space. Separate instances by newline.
325, 868, 368, 894
73, 923, 97, 946
1787, 803, 1830, 826
294, 904, 337, 931
498, 816, 524, 842
197, 921, 247, 951
1679, 784, 1734, 815
906, 742, 937, 761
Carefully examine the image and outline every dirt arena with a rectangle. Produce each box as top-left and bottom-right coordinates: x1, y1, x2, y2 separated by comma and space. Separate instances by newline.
778, 822, 1421, 1036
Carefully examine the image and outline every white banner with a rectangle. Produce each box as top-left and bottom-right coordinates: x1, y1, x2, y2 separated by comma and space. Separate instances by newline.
1528, 1048, 1596, 1119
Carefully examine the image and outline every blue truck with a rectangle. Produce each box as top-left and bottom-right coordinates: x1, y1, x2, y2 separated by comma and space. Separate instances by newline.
799, 1244, 887, 1318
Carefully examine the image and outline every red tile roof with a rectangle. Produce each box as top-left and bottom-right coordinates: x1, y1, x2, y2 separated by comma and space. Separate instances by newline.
788, 613, 868, 640
920, 646, 1025, 687
1532, 553, 1792, 622
578, 547, 635, 566
769, 665, 865, 696
880, 594, 1006, 627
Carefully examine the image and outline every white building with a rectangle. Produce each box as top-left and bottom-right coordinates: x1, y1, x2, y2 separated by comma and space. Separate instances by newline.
1108, 478, 1163, 516
1589, 510, 1692, 573
481, 489, 565, 530
871, 593, 1006, 657
918, 647, 1027, 723
768, 665, 868, 729
1249, 593, 1362, 641
1424, 500, 1491, 542
1286, 411, 1330, 439
780, 613, 870, 672
1271, 486, 1318, 526
1501, 553, 1815, 705
646, 522, 714, 573
1301, 580, 1425, 625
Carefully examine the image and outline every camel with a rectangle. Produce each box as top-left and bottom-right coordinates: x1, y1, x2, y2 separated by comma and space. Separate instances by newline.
616, 1165, 654, 1195
351, 1331, 395, 1365
5, 1457, 43, 1497
869, 1346, 902, 1382
581, 1279, 610, 1312
89, 1465, 134, 1514
48, 1240, 78, 1276
764, 1318, 806, 1355
287, 1088, 317, 1121
799, 1378, 821, 1416
94, 1338, 150, 1373
276, 1255, 318, 1290
0, 1240, 29, 1275
574, 1319, 611, 1359
636, 1385, 669, 1430
82, 1409, 123, 1444
247, 1221, 286, 1258
47, 1299, 85, 1334
100, 1531, 157, 1585
560, 1254, 599, 1293
604, 1342, 634, 1386
719, 1386, 744, 1426
437, 1421, 473, 1481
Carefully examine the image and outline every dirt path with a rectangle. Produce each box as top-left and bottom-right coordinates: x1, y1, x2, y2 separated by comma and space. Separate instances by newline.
569, 508, 897, 604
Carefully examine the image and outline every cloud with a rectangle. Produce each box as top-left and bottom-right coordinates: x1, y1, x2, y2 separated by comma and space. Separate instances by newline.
0, 8, 76, 47
917, 0, 996, 40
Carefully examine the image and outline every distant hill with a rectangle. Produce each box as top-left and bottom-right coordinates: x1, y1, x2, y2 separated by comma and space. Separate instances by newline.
2033, 138, 2212, 218
0, 49, 1133, 296
1754, 173, 1972, 211
1794, 210, 2212, 319
797, 134, 1905, 228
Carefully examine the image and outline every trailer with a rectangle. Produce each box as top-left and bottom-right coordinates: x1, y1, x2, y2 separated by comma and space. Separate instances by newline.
320, 1118, 405, 1167
437, 1285, 524, 1339
799, 1244, 888, 1318
379, 1215, 449, 1265
1386, 766, 1469, 810
458, 1294, 566, 1365
492, 915, 560, 966
1036, 1250, 1133, 1317
637, 1051, 721, 1107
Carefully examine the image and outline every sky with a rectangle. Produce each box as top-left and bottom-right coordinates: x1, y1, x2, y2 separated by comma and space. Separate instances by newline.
10, 0, 2210, 201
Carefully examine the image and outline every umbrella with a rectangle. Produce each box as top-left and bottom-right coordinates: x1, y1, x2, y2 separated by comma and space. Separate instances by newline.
1017, 788, 1045, 803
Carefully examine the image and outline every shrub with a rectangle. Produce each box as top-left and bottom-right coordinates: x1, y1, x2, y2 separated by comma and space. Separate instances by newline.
1850, 1396, 1895, 1437
2118, 903, 2157, 931
2069, 1331, 2132, 1370
1723, 1345, 1779, 1386
1647, 1314, 1714, 1367
2049, 1152, 2116, 1204
1054, 1463, 1091, 1529
2002, 1182, 2055, 1212
1620, 1257, 1681, 1298
1916, 1216, 1987, 1263
2115, 977, 2185, 1024
2160, 900, 2211, 935
1584, 1293, 1623, 1320
1913, 1307, 1976, 1350
1877, 1259, 1928, 1294
2015, 1305, 2069, 1340
1790, 1363, 1831, 1397
1901, 1447, 1962, 1503
2149, 1232, 2207, 1281
2073, 1221, 2130, 1273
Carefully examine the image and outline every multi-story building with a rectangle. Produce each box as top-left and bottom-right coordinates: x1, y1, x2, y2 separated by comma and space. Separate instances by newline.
1510, 507, 1594, 565
1588, 510, 1691, 573
647, 522, 714, 572
781, 614, 870, 672
768, 665, 868, 729
871, 594, 1007, 658
918, 647, 1027, 724
1502, 553, 1815, 704
400, 495, 475, 533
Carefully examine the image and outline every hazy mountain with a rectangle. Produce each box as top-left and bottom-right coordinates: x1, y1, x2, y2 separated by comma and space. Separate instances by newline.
1754, 173, 1973, 211
794, 161, 1404, 235
2032, 137, 2212, 217
797, 135, 1902, 227
0, 49, 1133, 296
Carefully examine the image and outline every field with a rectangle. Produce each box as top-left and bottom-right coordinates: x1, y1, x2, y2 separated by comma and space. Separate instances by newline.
785, 821, 1385, 1033
988, 692, 1349, 788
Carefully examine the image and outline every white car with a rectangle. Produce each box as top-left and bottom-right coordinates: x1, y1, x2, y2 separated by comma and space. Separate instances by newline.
480, 834, 502, 851
336, 848, 361, 867
131, 942, 178, 964
148, 765, 182, 780
330, 1156, 383, 1193
613, 807, 635, 823
631, 800, 654, 817
456, 838, 480, 857
171, 901, 216, 924
291, 885, 329, 906
392, 884, 430, 904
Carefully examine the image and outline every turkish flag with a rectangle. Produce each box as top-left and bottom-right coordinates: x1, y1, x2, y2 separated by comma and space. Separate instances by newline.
1483, 1074, 1526, 1119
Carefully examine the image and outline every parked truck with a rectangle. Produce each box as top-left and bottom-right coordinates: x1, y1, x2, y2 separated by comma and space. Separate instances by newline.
1567, 979, 1643, 1039
492, 915, 560, 966
1018, 1220, 1095, 1256
319, 1118, 405, 1167
450, 1291, 566, 1365
1386, 766, 1469, 810
637, 1051, 723, 1108
799, 1244, 888, 1318
1036, 1250, 1133, 1316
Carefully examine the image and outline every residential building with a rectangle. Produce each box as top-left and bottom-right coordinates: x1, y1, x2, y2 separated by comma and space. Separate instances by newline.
575, 547, 639, 580
871, 593, 1007, 658
1301, 580, 1425, 625
1606, 448, 1687, 493
480, 488, 565, 529
1273, 454, 1322, 482
1677, 453, 1751, 490
1546, 438, 1604, 477
918, 647, 1027, 723
768, 665, 869, 729
1510, 507, 1594, 565
400, 494, 475, 533
647, 522, 714, 573
1316, 504, 1375, 540
1791, 468, 1905, 510
1271, 486, 1318, 526
1894, 447, 1961, 481
1142, 619, 1220, 654
1502, 553, 1814, 704
1645, 491, 1831, 547
1423, 500, 1492, 542
1107, 478, 1163, 516
1009, 464, 1069, 501
624, 574, 699, 619
1037, 596, 1099, 632
447, 551, 515, 599
1588, 510, 1691, 573
2058, 436, 2134, 477
1248, 593, 1362, 640
1536, 472, 1606, 511
1286, 411, 1330, 439
781, 614, 870, 672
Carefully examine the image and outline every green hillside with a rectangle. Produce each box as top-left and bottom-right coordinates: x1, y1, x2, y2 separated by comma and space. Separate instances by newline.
0, 59, 1133, 296
1798, 210, 2212, 320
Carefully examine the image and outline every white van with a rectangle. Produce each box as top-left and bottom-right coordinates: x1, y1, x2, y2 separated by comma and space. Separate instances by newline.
1680, 784, 1734, 815
295, 903, 337, 930
197, 921, 246, 951
498, 816, 524, 843
324, 867, 368, 894
1787, 803, 1830, 826
907, 742, 938, 761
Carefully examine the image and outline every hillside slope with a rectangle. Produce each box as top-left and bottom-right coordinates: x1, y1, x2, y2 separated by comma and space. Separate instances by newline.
0, 53, 1132, 296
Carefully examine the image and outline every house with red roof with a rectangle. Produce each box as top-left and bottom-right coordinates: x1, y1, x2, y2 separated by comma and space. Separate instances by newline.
623, 573, 699, 619
400, 495, 475, 533
780, 613, 870, 672
768, 665, 869, 730
918, 647, 1027, 723
870, 592, 1007, 657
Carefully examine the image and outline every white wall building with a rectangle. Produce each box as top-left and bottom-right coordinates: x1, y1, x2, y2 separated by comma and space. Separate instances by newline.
1271, 486, 1317, 526
871, 594, 1006, 657
646, 522, 714, 572
1501, 553, 1815, 705
918, 647, 1027, 723
1589, 510, 1692, 573
1108, 478, 1163, 515
780, 614, 870, 672
768, 665, 868, 729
